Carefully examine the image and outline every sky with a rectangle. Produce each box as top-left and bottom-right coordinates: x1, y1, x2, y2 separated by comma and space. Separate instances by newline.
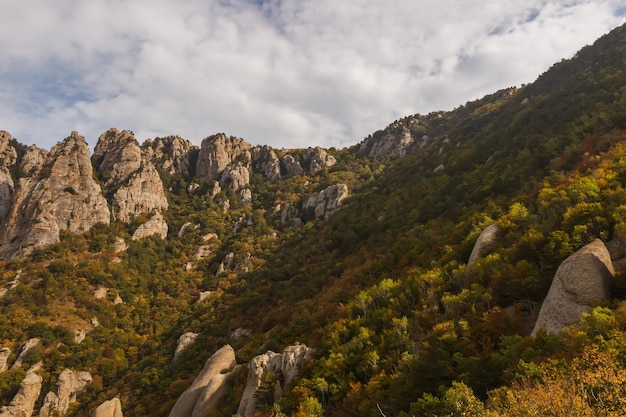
1, 1, 625, 152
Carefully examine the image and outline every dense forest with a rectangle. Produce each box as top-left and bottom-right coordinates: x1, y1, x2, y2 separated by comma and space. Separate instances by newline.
2, 22, 626, 417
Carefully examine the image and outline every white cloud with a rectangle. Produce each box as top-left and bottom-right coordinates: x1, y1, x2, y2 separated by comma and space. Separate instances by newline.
0, 0, 624, 151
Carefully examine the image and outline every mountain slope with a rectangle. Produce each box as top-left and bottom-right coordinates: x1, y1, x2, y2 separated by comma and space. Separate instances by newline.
1, 22, 626, 417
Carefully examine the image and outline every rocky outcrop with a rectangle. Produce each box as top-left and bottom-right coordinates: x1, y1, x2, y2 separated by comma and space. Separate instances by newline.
0, 271, 20, 298
131, 210, 168, 240
252, 146, 281, 181
304, 184, 349, 220
0, 131, 17, 222
0, 371, 42, 417
190, 365, 241, 417
91, 398, 123, 417
143, 136, 196, 177
280, 155, 303, 177
0, 347, 10, 373
173, 332, 199, 363
168, 345, 237, 417
468, 224, 500, 266
195, 134, 252, 182
237, 345, 313, 417
0, 133, 110, 258
304, 147, 336, 173
11, 338, 40, 370
39, 369, 91, 417
532, 239, 614, 335
92, 128, 168, 224
357, 116, 431, 158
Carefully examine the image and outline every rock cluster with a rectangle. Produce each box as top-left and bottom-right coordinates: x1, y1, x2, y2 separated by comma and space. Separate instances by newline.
40, 369, 92, 416
304, 184, 349, 220
173, 332, 199, 363
237, 345, 313, 417
92, 128, 168, 225
168, 345, 239, 417
357, 116, 431, 158
143, 135, 196, 177
0, 131, 17, 222
532, 239, 614, 335
0, 132, 110, 258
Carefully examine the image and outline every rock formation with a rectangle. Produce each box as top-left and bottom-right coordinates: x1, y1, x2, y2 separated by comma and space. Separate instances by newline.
0, 347, 10, 373
11, 338, 40, 370
131, 210, 168, 240
252, 146, 281, 181
467, 224, 500, 266
173, 332, 199, 363
39, 369, 92, 416
168, 345, 237, 417
92, 128, 168, 224
304, 184, 349, 220
0, 131, 17, 222
195, 134, 252, 182
91, 398, 123, 417
143, 136, 196, 177
280, 155, 303, 177
0, 370, 42, 417
357, 116, 431, 158
190, 366, 241, 417
304, 147, 336, 173
532, 239, 614, 335
237, 345, 313, 417
0, 133, 110, 258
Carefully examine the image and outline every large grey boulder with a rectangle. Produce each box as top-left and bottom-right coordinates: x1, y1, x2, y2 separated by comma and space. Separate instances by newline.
195, 134, 252, 182
168, 345, 236, 417
91, 398, 123, 417
11, 338, 40, 370
467, 224, 500, 266
532, 239, 614, 335
131, 210, 168, 241
191, 365, 242, 417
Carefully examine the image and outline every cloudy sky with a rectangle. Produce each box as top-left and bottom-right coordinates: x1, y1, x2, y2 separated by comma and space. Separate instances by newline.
1, 0, 625, 151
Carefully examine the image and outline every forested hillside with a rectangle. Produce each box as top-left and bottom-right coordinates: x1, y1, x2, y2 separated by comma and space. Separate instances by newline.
1, 22, 626, 417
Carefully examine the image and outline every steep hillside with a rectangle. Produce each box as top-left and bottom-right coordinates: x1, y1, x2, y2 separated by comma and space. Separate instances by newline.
1, 23, 626, 417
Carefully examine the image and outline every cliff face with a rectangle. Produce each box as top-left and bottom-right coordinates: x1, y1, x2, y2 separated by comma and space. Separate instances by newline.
0, 132, 110, 258
92, 128, 168, 224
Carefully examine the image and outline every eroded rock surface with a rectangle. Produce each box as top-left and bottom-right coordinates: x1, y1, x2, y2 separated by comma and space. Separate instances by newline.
168, 345, 236, 417
173, 332, 199, 363
143, 136, 196, 177
92, 128, 168, 224
304, 184, 349, 220
532, 239, 614, 335
468, 224, 500, 266
0, 133, 110, 258
131, 210, 168, 241
91, 398, 123, 417
0, 371, 42, 417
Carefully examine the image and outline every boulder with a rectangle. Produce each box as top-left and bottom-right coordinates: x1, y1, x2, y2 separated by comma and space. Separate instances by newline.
304, 147, 336, 173
304, 184, 349, 220
91, 398, 123, 417
0, 371, 42, 417
168, 345, 236, 417
93, 287, 108, 300
0, 133, 110, 259
173, 332, 199, 363
532, 239, 614, 335
131, 210, 168, 241
281, 345, 312, 388
467, 224, 500, 266
111, 237, 127, 253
